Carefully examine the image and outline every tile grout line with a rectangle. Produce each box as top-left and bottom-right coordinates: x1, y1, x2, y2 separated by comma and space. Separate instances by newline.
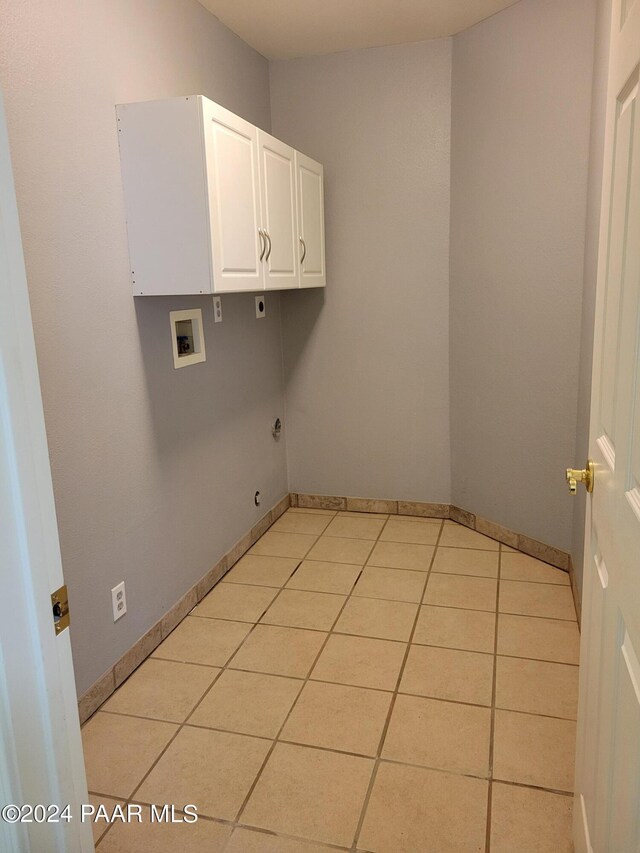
89, 757, 575, 807
104, 726, 435, 769
94, 537, 321, 849
121, 802, 353, 852
484, 541, 503, 853
221, 510, 396, 836
82, 496, 290, 728
82, 506, 567, 714
295, 496, 571, 572
131, 644, 580, 684
230, 530, 381, 829
119, 800, 352, 853
350, 518, 445, 853
223, 547, 571, 587
148, 506, 428, 700
92, 514, 578, 849
180, 555, 316, 715
97, 519, 508, 849
90, 766, 571, 853
229, 517, 394, 794
189, 593, 576, 622
92, 717, 184, 847
99, 686, 580, 727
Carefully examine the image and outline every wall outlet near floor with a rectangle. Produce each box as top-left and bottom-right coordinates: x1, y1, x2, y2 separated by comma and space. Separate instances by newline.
111, 581, 127, 622
213, 295, 222, 323
255, 295, 266, 319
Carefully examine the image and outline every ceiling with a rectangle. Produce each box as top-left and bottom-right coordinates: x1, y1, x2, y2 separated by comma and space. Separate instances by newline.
198, 0, 521, 60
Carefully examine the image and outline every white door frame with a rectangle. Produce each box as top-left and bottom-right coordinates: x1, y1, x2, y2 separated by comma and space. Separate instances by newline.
0, 90, 93, 852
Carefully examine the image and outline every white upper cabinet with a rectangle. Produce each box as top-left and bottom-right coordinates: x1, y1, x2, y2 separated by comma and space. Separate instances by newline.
258, 131, 299, 291
117, 97, 211, 296
296, 152, 326, 289
202, 99, 263, 293
116, 95, 326, 295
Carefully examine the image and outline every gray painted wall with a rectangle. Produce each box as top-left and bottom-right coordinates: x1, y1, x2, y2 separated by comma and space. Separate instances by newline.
270, 40, 452, 503
1, 0, 603, 695
571, 0, 612, 601
0, 0, 288, 695
449, 0, 597, 553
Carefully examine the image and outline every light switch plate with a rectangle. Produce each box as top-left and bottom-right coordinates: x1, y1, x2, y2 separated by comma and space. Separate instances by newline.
255, 295, 266, 319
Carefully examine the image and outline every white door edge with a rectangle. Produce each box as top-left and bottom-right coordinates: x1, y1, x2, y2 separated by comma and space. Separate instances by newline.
0, 89, 93, 852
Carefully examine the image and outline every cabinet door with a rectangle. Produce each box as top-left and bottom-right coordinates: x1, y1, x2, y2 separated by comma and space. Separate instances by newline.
202, 99, 264, 292
258, 131, 299, 290
295, 151, 326, 288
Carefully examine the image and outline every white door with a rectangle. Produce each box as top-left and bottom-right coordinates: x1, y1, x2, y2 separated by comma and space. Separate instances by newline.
295, 151, 326, 288
0, 93, 92, 851
574, 2, 640, 851
258, 131, 299, 291
203, 100, 264, 293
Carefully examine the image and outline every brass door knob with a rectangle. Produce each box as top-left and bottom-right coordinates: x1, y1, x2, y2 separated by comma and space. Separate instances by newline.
566, 460, 594, 495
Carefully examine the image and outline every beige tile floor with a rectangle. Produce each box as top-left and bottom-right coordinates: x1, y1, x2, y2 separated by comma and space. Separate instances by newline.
84, 510, 580, 852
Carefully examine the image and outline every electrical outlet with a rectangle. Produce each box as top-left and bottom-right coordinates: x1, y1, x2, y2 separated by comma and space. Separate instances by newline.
255, 295, 266, 319
213, 295, 222, 323
111, 581, 127, 622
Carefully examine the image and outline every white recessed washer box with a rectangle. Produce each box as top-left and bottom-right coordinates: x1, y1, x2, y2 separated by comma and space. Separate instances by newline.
170, 308, 206, 369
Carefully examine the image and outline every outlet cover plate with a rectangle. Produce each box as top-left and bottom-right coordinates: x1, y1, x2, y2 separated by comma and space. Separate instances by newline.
111, 581, 127, 622
255, 295, 266, 319
213, 296, 222, 323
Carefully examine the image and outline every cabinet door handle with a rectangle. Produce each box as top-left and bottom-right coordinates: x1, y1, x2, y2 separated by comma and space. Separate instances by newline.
299, 236, 307, 265
258, 228, 266, 262
265, 231, 272, 263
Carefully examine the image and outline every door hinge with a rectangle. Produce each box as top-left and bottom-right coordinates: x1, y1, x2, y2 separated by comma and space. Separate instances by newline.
51, 585, 70, 635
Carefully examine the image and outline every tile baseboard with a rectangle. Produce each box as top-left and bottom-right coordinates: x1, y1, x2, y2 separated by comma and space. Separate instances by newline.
291, 493, 571, 573
77, 492, 291, 724
296, 492, 578, 619
293, 492, 450, 519
568, 556, 582, 629
79, 489, 578, 723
